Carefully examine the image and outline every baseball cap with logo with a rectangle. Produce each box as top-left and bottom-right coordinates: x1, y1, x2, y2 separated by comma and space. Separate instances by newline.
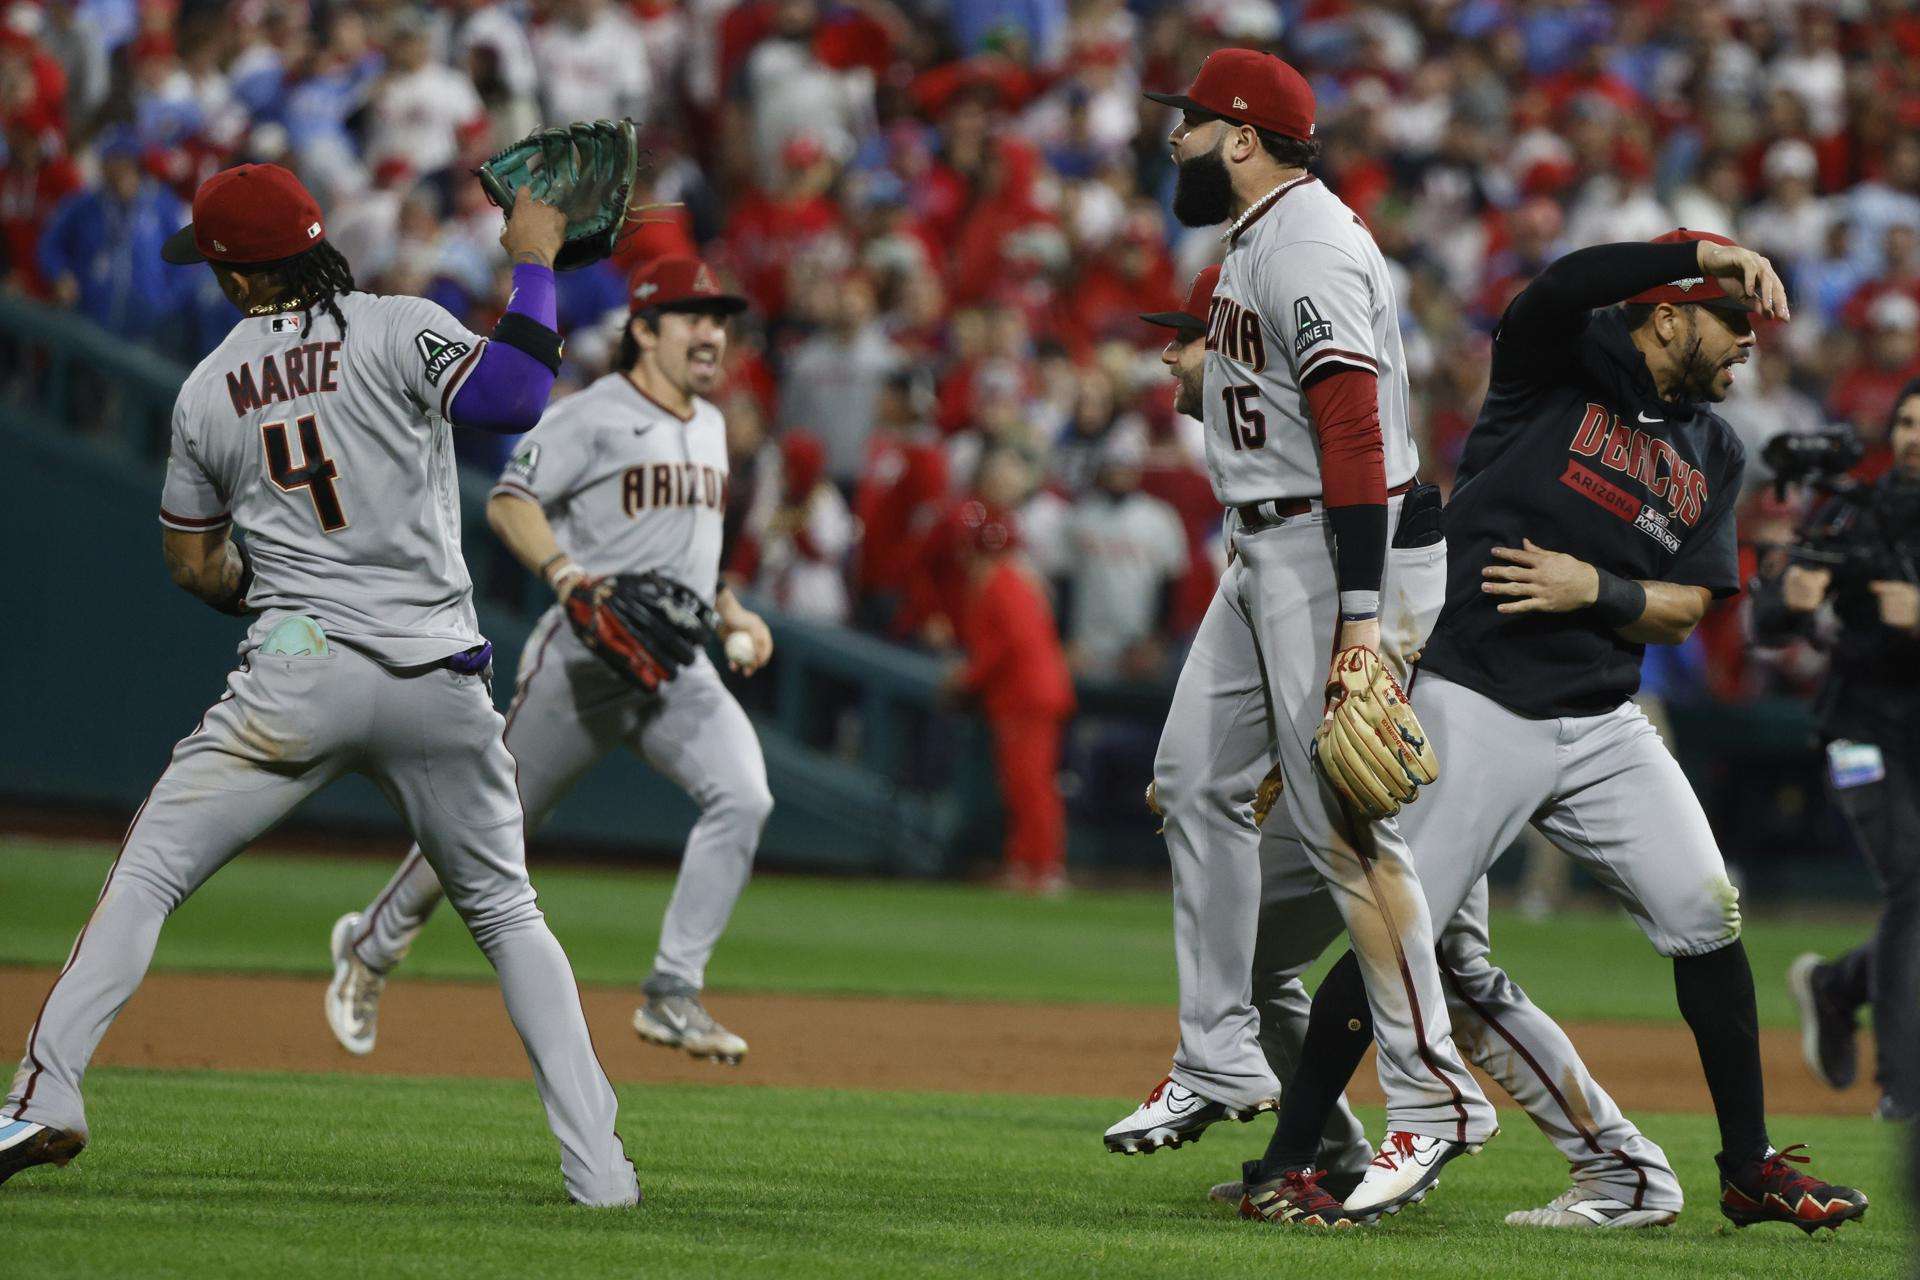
161, 164, 327, 266
1624, 229, 1750, 312
1145, 48, 1315, 142
1140, 264, 1221, 334
627, 256, 748, 315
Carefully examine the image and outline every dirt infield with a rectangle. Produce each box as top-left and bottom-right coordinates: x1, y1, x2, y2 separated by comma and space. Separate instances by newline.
0, 965, 1879, 1117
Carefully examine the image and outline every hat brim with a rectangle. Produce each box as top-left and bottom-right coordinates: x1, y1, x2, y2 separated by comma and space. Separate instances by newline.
1144, 90, 1207, 115
1140, 310, 1204, 332
160, 223, 205, 265
638, 295, 750, 317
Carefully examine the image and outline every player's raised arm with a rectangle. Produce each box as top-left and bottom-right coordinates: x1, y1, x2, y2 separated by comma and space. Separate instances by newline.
1498, 233, 1787, 370
439, 192, 570, 434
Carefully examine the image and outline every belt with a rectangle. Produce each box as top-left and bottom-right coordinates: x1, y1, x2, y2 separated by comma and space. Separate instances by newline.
1235, 478, 1415, 533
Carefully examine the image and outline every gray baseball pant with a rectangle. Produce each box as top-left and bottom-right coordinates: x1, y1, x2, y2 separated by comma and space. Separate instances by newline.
1294, 668, 1725, 1209
1156, 500, 1497, 1141
4, 643, 639, 1206
353, 609, 771, 993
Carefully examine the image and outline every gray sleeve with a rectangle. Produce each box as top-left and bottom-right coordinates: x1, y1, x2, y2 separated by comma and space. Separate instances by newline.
1256, 238, 1380, 386
158, 396, 231, 532
378, 295, 488, 420
493, 408, 594, 508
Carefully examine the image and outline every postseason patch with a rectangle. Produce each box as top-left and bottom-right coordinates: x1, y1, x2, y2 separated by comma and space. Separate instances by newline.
415, 329, 472, 386
504, 442, 540, 484
1827, 739, 1886, 790
1292, 296, 1334, 357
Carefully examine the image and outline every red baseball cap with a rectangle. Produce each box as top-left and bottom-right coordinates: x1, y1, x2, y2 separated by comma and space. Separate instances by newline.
1141, 264, 1220, 334
1624, 229, 1748, 311
161, 164, 326, 266
627, 255, 748, 315
1146, 49, 1315, 142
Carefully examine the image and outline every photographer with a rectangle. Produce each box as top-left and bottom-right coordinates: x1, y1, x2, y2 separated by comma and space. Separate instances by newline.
1758, 380, 1920, 1124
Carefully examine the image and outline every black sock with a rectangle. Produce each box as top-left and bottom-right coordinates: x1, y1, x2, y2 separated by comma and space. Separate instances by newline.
1256, 949, 1373, 1180
1674, 939, 1770, 1164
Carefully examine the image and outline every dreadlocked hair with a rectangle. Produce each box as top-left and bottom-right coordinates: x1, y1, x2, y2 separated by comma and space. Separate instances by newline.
241, 242, 356, 336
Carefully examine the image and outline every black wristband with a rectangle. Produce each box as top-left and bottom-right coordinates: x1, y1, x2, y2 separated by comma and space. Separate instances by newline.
213, 540, 255, 617
493, 311, 564, 374
1326, 502, 1387, 596
1591, 568, 1647, 628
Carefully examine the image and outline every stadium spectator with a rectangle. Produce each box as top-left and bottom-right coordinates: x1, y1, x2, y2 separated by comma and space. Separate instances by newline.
37, 126, 185, 346
778, 268, 896, 484
853, 367, 949, 626
530, 0, 652, 129
0, 112, 78, 297
1056, 425, 1185, 682
366, 10, 484, 182
1829, 293, 1920, 453
942, 504, 1074, 894
747, 429, 855, 625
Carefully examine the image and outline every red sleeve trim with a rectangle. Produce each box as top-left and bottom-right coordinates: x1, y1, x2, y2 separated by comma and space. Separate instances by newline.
1298, 346, 1379, 381
159, 508, 232, 531
488, 479, 542, 506
1303, 367, 1385, 508
438, 338, 489, 420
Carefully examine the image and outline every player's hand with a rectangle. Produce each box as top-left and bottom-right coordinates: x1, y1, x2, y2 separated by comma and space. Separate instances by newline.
1324, 616, 1380, 704
719, 607, 773, 674
1781, 563, 1832, 613
1695, 240, 1790, 322
1482, 539, 1600, 614
1870, 580, 1920, 632
499, 190, 568, 268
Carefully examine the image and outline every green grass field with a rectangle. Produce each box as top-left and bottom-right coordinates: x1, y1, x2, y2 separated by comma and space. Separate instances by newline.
0, 835, 1908, 1278
0, 837, 1878, 1024
4, 1074, 1906, 1280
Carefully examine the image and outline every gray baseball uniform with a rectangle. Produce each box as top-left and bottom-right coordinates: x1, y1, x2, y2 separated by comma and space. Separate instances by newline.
349, 372, 771, 996
4, 294, 638, 1206
1156, 174, 1495, 1141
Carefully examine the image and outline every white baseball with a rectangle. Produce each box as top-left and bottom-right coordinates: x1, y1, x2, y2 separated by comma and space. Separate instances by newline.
725, 631, 757, 667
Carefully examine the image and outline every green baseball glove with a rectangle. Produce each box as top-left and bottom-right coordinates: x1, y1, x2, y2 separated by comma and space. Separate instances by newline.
476, 119, 642, 270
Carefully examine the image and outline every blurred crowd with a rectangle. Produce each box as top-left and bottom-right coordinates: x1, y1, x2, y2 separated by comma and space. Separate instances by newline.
9, 0, 1920, 701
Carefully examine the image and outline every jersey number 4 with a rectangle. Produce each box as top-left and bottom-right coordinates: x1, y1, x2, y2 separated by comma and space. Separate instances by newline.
262, 414, 347, 532
1221, 384, 1267, 451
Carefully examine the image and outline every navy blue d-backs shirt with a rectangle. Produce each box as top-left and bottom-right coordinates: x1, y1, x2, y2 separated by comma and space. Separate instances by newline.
1420, 242, 1746, 718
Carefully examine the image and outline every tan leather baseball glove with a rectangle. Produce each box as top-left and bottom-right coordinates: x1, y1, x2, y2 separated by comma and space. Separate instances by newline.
1311, 646, 1439, 821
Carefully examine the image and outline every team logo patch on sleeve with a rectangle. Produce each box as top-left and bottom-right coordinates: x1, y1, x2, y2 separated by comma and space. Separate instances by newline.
505, 442, 540, 483
1292, 297, 1335, 356
415, 329, 472, 386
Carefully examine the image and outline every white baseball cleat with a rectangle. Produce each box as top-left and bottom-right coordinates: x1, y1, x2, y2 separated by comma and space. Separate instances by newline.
1343, 1129, 1492, 1216
325, 912, 386, 1057
634, 994, 748, 1065
1505, 1186, 1679, 1229
1102, 1076, 1274, 1154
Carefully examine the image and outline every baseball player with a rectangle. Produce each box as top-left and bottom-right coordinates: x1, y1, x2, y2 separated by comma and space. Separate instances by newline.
1106, 49, 1499, 1206
1136, 264, 1377, 1192
1244, 232, 1868, 1232
0, 164, 641, 1206
325, 255, 773, 1067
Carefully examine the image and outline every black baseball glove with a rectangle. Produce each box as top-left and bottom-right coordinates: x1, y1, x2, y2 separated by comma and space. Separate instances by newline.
476, 119, 643, 270
563, 571, 720, 692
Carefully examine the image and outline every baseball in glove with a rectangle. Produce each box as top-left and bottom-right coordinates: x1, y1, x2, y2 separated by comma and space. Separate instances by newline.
477, 119, 642, 270
1311, 647, 1439, 821
563, 572, 720, 692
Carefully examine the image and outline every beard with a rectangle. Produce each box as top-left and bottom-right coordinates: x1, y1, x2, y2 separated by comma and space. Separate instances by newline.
1174, 372, 1203, 418
1172, 142, 1235, 227
1677, 332, 1727, 402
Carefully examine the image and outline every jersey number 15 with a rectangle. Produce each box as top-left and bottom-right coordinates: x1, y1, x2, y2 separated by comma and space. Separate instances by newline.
1221, 384, 1267, 451
262, 414, 347, 532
